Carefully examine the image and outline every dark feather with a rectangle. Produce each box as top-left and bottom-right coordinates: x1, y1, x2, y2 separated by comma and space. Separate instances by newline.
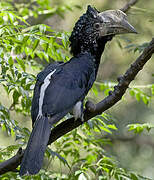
20, 116, 51, 175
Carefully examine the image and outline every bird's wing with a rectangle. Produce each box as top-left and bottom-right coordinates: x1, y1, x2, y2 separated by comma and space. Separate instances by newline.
31, 54, 95, 124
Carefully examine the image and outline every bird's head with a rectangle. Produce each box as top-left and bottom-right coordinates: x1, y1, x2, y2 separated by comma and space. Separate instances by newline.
69, 5, 137, 57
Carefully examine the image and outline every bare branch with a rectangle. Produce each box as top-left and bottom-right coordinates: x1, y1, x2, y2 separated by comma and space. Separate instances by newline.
120, 0, 138, 13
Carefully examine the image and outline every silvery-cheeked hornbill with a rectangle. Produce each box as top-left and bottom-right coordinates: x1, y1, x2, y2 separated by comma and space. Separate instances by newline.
20, 5, 137, 176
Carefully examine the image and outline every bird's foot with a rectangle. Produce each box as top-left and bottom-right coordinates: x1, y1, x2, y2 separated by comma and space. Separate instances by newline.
85, 100, 96, 112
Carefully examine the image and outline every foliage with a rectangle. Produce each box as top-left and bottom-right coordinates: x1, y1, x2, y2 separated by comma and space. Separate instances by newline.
1, 0, 74, 20
127, 123, 154, 134
94, 82, 153, 105
0, 0, 154, 180
0, 1, 70, 138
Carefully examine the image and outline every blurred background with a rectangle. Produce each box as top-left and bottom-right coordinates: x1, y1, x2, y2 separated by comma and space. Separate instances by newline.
0, 0, 154, 179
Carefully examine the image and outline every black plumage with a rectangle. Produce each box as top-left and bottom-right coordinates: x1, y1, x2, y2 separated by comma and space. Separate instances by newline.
31, 53, 96, 125
20, 5, 136, 176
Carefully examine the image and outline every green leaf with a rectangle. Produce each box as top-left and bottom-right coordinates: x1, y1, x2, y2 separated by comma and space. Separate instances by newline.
151, 85, 154, 95
2, 123, 6, 131
127, 123, 154, 134
135, 93, 141, 101
100, 126, 112, 134
142, 96, 149, 105
39, 24, 46, 33
16, 57, 25, 71
8, 57, 14, 66
131, 173, 139, 180
129, 89, 135, 96
107, 124, 117, 130
23, 35, 29, 44
13, 89, 20, 105
32, 39, 40, 52
11, 128, 15, 137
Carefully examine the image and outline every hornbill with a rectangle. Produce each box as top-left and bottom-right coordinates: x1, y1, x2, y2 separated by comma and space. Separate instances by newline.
20, 5, 137, 176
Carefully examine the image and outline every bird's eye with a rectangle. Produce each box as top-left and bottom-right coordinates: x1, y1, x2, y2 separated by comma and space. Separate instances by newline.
94, 23, 100, 29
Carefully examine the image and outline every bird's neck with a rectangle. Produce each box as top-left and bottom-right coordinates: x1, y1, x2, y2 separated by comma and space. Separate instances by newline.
80, 36, 112, 74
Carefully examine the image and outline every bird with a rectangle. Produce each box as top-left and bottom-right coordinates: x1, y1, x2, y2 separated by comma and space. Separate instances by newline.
19, 5, 137, 176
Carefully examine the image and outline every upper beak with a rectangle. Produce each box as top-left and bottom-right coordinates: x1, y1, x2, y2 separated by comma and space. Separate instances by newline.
98, 10, 137, 36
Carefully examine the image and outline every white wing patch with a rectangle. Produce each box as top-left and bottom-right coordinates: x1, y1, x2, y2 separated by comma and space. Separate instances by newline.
38, 69, 56, 117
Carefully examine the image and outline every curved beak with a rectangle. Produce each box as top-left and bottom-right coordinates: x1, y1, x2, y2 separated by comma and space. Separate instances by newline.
98, 10, 137, 36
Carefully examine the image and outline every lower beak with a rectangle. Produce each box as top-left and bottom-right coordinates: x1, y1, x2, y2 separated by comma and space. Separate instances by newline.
117, 19, 137, 34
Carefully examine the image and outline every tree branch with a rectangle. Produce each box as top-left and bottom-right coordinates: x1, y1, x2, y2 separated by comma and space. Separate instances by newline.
0, 148, 24, 175
48, 37, 154, 144
120, 0, 138, 13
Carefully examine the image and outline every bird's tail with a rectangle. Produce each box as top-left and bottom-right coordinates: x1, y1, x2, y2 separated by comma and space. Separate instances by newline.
19, 116, 51, 176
